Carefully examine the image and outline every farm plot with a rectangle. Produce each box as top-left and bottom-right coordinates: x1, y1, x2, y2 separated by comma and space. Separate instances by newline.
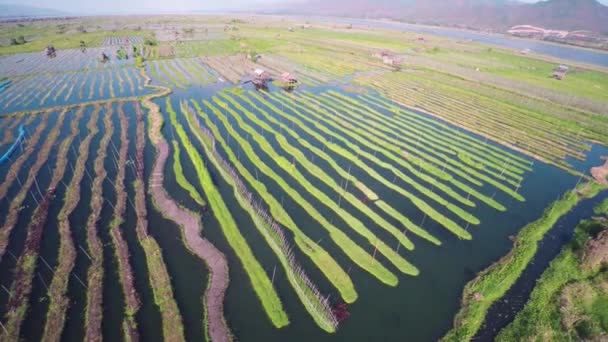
202, 55, 260, 84
0, 67, 152, 114
0, 102, 183, 342
102, 36, 144, 46
355, 70, 595, 173
0, 47, 136, 78
201, 54, 331, 86
147, 58, 218, 89
159, 83, 534, 333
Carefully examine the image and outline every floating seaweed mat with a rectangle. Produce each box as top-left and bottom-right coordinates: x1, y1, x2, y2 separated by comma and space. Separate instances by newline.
0, 125, 25, 164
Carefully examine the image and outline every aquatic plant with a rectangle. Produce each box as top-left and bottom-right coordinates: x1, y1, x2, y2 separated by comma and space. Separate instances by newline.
84, 105, 114, 342
183, 101, 341, 332
88, 72, 98, 100
78, 75, 86, 99
301, 92, 483, 220
211, 96, 419, 275
130, 101, 186, 342
53, 78, 70, 102
0, 108, 78, 341
39, 74, 69, 105
116, 67, 125, 94
124, 68, 136, 94
0, 116, 20, 145
319, 91, 515, 207
0, 114, 47, 202
64, 81, 76, 102
197, 99, 400, 285
100, 70, 107, 98
496, 217, 608, 341
140, 71, 228, 341
187, 100, 357, 303
109, 103, 141, 340
220, 93, 415, 250
358, 94, 531, 190
166, 98, 289, 327
442, 182, 607, 342
270, 91, 472, 239
241, 92, 440, 246
355, 71, 589, 173
171, 140, 207, 207
157, 59, 186, 89
0, 111, 65, 260
43, 106, 100, 342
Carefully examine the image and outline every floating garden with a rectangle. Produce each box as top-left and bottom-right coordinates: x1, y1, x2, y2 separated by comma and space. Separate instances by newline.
0, 16, 606, 342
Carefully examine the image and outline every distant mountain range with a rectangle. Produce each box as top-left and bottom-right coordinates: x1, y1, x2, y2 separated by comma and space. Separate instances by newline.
274, 0, 608, 34
0, 4, 68, 18
1, 1, 607, 34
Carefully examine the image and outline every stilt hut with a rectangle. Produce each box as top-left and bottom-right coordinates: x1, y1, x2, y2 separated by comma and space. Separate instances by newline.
252, 68, 271, 86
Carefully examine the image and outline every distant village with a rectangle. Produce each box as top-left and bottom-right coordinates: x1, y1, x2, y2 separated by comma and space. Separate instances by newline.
507, 25, 608, 51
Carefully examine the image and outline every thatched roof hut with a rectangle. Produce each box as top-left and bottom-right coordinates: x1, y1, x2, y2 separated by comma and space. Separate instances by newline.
252, 68, 271, 86
280, 72, 298, 84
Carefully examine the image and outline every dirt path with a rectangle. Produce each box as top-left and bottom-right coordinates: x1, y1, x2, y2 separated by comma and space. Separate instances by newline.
591, 157, 608, 185
141, 69, 232, 342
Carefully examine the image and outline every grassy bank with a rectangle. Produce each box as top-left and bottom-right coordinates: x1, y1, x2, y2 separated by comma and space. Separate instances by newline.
442, 182, 607, 341
496, 202, 608, 340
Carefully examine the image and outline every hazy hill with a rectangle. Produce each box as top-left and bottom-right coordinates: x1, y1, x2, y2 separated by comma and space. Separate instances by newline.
0, 4, 68, 18
275, 0, 608, 33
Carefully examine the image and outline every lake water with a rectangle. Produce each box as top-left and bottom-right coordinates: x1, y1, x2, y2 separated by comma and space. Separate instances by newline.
301, 16, 608, 68
0, 74, 605, 341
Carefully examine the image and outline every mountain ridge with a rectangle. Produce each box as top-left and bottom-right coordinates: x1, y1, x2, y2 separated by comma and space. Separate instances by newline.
275, 0, 608, 33
0, 4, 69, 18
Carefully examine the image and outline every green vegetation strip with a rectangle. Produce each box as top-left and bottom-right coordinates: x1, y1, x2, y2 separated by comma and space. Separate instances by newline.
186, 100, 357, 302
171, 140, 207, 207
442, 182, 607, 341
210, 97, 418, 276
310, 92, 505, 212
232, 91, 440, 246
0, 109, 73, 341
43, 106, 100, 342
594, 198, 608, 215
135, 93, 188, 342
110, 103, 140, 340
337, 90, 528, 184
159, 60, 187, 89
359, 92, 533, 172
182, 102, 339, 333
269, 91, 472, 239
357, 93, 530, 185
496, 214, 608, 341
85, 106, 114, 341
319, 91, 512, 209
0, 111, 60, 259
294, 95, 484, 224
219, 92, 414, 250
166, 99, 289, 328
0, 112, 49, 202
194, 99, 399, 285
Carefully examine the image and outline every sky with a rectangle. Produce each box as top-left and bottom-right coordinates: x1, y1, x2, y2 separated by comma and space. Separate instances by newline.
0, 0, 288, 13
1, 0, 607, 14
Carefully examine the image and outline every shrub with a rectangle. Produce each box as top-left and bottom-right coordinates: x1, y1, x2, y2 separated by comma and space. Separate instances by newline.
144, 38, 157, 46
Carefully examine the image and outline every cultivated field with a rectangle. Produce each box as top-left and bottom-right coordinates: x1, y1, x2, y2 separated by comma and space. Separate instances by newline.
0, 14, 606, 342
